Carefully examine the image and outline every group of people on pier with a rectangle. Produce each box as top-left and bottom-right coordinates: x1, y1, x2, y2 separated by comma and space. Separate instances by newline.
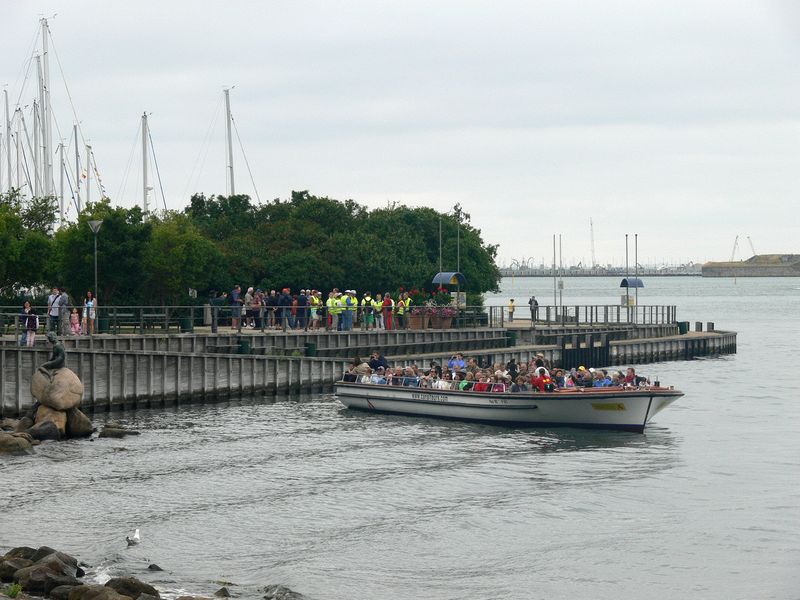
344, 351, 650, 392
221, 286, 417, 331
17, 287, 97, 345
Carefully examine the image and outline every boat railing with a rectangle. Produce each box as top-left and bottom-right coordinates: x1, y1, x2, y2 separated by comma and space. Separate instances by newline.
347, 374, 509, 393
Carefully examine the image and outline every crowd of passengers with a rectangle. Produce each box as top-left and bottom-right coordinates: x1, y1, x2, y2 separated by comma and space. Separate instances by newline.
343, 351, 651, 392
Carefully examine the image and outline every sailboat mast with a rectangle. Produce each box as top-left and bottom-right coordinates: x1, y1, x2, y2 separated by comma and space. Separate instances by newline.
33, 100, 40, 197
224, 88, 235, 195
58, 141, 65, 226
16, 110, 22, 190
142, 112, 149, 213
74, 124, 80, 213
85, 143, 91, 206
41, 18, 52, 197
4, 90, 11, 193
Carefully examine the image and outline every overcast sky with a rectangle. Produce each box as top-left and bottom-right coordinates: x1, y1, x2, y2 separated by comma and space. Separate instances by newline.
3, 0, 799, 266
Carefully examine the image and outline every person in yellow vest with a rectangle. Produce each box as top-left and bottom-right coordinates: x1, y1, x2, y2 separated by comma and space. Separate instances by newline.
343, 290, 357, 331
372, 293, 384, 329
309, 290, 320, 329
396, 293, 407, 329
361, 291, 374, 330
508, 298, 515, 322
326, 291, 340, 331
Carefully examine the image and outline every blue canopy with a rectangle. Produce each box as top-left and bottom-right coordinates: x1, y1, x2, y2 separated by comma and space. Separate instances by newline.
432, 272, 467, 287
620, 277, 645, 288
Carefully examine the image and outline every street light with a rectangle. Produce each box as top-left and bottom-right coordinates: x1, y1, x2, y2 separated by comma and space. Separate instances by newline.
88, 219, 103, 309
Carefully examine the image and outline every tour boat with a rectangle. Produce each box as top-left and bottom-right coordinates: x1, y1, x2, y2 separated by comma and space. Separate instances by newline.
334, 380, 684, 433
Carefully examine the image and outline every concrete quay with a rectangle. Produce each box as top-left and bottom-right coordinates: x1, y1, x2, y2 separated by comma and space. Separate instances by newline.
0, 324, 736, 418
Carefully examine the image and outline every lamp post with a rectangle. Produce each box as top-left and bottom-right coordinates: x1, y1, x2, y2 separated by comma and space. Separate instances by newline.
88, 220, 103, 326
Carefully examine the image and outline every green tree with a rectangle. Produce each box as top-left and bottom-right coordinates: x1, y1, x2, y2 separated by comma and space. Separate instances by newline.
143, 213, 225, 303
0, 190, 56, 297
53, 200, 152, 304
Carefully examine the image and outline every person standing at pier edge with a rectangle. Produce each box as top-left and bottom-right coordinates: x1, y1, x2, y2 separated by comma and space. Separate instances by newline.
21, 301, 38, 347
297, 289, 308, 330
266, 290, 278, 328
83, 291, 97, 335
278, 288, 292, 329
528, 295, 538, 321
395, 293, 406, 329
361, 291, 374, 329
372, 293, 384, 329
343, 290, 357, 331
327, 291, 339, 331
508, 299, 515, 322
244, 287, 255, 328
230, 285, 243, 330
382, 292, 394, 330
47, 286, 64, 333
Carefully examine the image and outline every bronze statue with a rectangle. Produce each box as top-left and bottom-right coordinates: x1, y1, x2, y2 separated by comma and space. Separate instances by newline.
38, 331, 66, 381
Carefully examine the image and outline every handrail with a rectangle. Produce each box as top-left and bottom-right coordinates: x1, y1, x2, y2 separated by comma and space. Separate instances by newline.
0, 304, 506, 336
495, 303, 677, 325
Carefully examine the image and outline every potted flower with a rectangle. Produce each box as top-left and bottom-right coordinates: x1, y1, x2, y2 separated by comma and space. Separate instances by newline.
409, 305, 432, 329
431, 305, 457, 329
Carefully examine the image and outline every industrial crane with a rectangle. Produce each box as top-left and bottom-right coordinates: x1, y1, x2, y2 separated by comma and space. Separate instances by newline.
747, 236, 756, 257
730, 235, 739, 261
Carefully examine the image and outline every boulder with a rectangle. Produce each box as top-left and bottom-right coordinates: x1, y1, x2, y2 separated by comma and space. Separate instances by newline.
50, 584, 81, 600
99, 427, 140, 439
31, 549, 79, 574
104, 577, 160, 599
175, 597, 213, 600
31, 368, 84, 411
27, 420, 61, 441
14, 564, 80, 595
66, 408, 94, 438
137, 595, 161, 600
0, 432, 34, 454
35, 405, 68, 434
0, 557, 32, 581
15, 416, 34, 432
214, 587, 230, 597
68, 584, 135, 600
0, 417, 19, 431
262, 585, 306, 600
146, 564, 163, 572
2, 547, 37, 561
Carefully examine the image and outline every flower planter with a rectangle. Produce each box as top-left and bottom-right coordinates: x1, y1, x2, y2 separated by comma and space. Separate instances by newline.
431, 315, 453, 329
409, 313, 428, 330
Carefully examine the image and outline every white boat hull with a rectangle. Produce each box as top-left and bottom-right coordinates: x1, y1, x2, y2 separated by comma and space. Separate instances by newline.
335, 382, 683, 432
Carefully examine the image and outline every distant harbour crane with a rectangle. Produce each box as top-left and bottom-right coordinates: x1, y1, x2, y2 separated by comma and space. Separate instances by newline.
730, 235, 739, 261
747, 236, 756, 257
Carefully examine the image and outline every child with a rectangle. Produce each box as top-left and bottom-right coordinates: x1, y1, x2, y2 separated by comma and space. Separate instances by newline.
70, 307, 82, 335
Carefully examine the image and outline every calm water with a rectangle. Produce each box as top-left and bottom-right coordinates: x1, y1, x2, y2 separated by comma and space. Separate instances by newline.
2, 277, 798, 600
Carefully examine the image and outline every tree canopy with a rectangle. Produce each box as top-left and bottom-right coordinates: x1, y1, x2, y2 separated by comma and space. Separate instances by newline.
0, 189, 500, 304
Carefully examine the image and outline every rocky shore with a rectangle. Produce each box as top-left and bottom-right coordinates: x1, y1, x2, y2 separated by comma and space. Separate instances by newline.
0, 546, 306, 600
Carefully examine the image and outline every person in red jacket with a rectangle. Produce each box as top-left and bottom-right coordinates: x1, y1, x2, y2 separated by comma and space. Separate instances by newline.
382, 292, 394, 330
531, 368, 556, 392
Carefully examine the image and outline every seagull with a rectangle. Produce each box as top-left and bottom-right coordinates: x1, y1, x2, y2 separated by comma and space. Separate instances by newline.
126, 529, 140, 546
